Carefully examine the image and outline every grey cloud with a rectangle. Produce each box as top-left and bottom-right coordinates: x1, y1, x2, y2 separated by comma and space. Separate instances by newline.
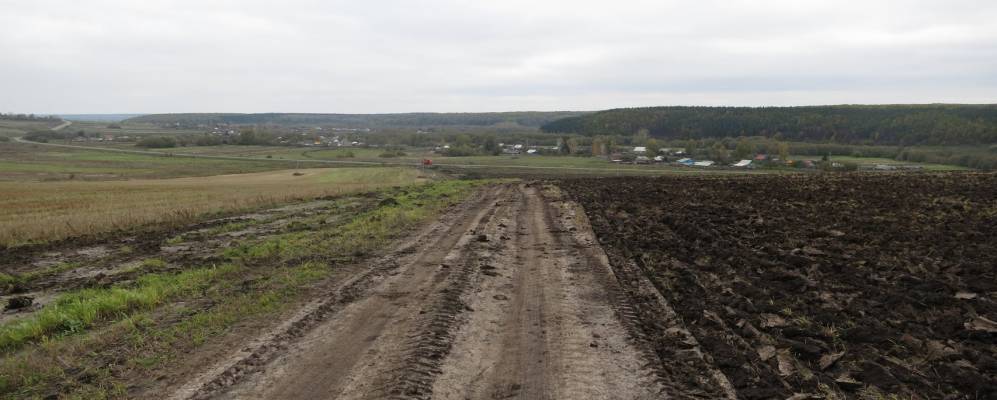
1, 0, 995, 113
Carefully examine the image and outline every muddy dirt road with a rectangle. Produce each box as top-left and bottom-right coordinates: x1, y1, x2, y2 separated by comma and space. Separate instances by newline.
167, 183, 725, 399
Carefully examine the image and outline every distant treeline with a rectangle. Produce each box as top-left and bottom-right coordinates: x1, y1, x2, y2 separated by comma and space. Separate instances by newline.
540, 105, 997, 146
0, 113, 59, 122
126, 112, 588, 129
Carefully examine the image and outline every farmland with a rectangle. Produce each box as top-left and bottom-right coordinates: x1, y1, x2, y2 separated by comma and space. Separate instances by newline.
2, 115, 995, 399
0, 167, 429, 247
2, 137, 995, 399
18, 140, 769, 177
560, 173, 997, 399
0, 179, 482, 398
0, 141, 306, 181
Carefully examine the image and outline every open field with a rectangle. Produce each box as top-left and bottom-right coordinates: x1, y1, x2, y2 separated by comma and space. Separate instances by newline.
138, 142, 976, 171
561, 173, 997, 399
0, 168, 428, 247
0, 142, 318, 181
0, 120, 60, 138
794, 155, 969, 171
57, 121, 205, 138
17, 141, 771, 177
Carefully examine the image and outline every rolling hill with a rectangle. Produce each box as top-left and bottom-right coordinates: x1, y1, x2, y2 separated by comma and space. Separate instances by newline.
540, 105, 997, 146
126, 111, 589, 129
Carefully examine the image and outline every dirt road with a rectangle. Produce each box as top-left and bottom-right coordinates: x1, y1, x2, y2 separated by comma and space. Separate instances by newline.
164, 183, 731, 399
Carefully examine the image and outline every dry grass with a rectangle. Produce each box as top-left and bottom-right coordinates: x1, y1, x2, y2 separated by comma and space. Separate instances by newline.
0, 167, 428, 247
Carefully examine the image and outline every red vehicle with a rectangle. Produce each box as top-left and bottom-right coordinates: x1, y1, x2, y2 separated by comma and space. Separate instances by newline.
421, 159, 433, 166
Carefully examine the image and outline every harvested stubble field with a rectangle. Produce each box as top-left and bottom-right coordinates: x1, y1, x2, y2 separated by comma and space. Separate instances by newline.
0, 167, 427, 247
560, 173, 997, 399
0, 142, 300, 181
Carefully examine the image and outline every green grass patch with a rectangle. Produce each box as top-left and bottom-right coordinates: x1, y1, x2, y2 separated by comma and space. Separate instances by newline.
164, 235, 185, 245
792, 155, 970, 171
0, 263, 81, 291
0, 264, 237, 351
122, 259, 168, 274
221, 236, 296, 262
0, 273, 16, 290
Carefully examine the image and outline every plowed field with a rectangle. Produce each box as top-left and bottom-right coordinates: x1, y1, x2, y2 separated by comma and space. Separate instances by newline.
560, 173, 997, 399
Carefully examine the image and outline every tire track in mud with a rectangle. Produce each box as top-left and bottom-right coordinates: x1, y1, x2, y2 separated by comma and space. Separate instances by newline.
430, 184, 670, 400
174, 182, 717, 400
169, 185, 507, 400
356, 190, 514, 399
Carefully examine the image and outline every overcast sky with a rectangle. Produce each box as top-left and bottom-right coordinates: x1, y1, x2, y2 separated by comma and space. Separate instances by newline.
2, 0, 996, 113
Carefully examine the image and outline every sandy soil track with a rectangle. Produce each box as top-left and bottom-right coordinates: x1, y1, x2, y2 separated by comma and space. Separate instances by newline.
169, 183, 706, 399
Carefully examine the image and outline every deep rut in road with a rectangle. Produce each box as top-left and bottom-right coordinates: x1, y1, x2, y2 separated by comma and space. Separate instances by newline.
170, 183, 729, 399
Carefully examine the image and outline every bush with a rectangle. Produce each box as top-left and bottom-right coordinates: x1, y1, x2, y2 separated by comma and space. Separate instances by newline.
135, 136, 177, 148
193, 135, 223, 146
379, 150, 407, 158
22, 130, 64, 143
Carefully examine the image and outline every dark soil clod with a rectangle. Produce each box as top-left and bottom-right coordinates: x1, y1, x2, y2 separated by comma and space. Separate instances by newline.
5, 296, 34, 310
560, 174, 997, 399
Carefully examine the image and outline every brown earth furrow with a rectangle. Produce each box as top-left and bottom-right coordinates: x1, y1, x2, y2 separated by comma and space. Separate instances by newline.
560, 174, 997, 399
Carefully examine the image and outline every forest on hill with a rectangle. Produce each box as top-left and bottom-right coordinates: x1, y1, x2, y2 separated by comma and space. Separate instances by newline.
126, 111, 588, 129
540, 105, 997, 146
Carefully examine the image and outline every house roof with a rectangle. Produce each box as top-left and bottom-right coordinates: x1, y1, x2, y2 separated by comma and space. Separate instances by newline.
694, 160, 715, 166
633, 146, 647, 152
733, 160, 752, 167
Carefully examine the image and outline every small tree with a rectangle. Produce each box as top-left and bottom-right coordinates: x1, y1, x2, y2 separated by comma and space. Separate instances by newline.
777, 141, 790, 161
709, 142, 728, 163
590, 137, 603, 156
646, 138, 661, 156
565, 137, 580, 155
734, 138, 752, 159
634, 129, 650, 145
482, 136, 499, 155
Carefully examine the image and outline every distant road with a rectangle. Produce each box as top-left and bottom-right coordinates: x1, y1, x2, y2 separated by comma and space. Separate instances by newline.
11, 137, 731, 175
51, 121, 72, 131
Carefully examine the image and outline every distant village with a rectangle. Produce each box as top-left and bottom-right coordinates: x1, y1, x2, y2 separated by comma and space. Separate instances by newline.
67, 123, 923, 171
